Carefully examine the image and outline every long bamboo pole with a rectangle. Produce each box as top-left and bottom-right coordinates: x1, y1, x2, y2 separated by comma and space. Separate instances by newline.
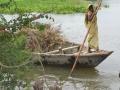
69, 0, 102, 76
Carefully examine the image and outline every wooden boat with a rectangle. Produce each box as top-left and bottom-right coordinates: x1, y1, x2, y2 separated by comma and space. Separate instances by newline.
33, 43, 113, 68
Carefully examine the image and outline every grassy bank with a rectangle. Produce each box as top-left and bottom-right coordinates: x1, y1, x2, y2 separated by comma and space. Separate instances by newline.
0, 0, 88, 14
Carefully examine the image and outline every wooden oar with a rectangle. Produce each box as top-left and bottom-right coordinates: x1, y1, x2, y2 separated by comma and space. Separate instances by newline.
69, 0, 102, 76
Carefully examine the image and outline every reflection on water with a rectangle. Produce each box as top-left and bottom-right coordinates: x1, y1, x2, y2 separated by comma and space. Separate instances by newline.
52, 0, 120, 73
63, 80, 111, 90
1, 0, 120, 89
1, 65, 120, 90
0, 69, 29, 90
45, 65, 99, 79
45, 65, 120, 90
0, 73, 16, 89
51, 0, 120, 89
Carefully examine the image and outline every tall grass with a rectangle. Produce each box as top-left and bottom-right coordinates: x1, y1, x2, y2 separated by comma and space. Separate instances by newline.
0, 0, 88, 14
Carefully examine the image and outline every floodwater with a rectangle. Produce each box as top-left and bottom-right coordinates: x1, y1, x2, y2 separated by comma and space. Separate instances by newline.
1, 0, 120, 90
50, 0, 120, 89
52, 0, 120, 72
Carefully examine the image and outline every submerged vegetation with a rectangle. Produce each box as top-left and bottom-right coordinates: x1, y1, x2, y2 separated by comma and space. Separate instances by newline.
0, 0, 68, 88
0, 12, 65, 89
0, 13, 64, 65
0, 0, 94, 89
0, 0, 88, 14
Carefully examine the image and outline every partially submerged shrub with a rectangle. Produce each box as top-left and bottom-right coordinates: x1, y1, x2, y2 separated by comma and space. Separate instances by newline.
0, 31, 30, 66
0, 14, 64, 67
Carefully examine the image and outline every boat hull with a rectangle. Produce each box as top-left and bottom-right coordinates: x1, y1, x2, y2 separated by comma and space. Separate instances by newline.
33, 49, 113, 68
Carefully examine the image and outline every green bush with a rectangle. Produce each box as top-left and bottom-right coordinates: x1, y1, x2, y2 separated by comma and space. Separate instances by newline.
0, 32, 30, 66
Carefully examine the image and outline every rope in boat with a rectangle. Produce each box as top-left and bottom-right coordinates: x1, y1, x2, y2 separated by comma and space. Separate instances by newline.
68, 0, 102, 77
0, 30, 51, 89
28, 30, 46, 75
0, 56, 32, 69
0, 31, 45, 73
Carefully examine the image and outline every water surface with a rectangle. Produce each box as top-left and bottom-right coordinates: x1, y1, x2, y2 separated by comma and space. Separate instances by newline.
1, 0, 120, 90
50, 0, 120, 89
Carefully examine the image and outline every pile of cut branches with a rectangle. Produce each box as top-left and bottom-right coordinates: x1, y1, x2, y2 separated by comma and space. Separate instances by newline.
21, 24, 65, 52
